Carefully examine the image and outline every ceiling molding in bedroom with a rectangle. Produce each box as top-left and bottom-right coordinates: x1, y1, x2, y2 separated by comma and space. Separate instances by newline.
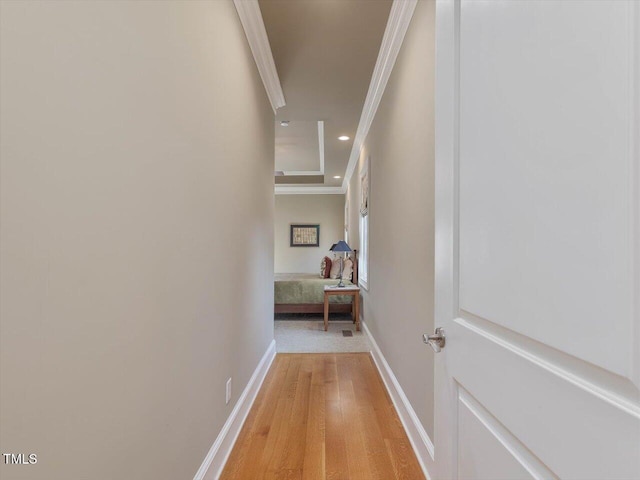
274, 122, 338, 193
234, 0, 286, 113
281, 121, 325, 176
341, 0, 418, 190
275, 186, 345, 195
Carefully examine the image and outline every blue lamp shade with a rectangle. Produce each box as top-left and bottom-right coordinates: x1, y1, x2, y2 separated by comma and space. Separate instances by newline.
330, 240, 352, 253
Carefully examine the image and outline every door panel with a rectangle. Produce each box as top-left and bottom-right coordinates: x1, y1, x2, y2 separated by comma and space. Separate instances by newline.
451, 316, 639, 479
458, 0, 635, 379
457, 386, 554, 480
434, 1, 640, 479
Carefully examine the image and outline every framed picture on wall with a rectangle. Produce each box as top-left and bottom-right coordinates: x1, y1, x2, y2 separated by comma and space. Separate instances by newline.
290, 224, 320, 247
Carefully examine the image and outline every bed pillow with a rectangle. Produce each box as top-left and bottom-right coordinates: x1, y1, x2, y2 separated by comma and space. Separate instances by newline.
320, 256, 332, 279
329, 257, 342, 279
342, 258, 353, 281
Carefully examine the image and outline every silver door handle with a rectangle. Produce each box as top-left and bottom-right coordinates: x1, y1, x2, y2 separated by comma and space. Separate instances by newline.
423, 327, 445, 353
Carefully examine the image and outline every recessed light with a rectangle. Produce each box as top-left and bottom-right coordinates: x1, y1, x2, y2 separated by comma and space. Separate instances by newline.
338, 135, 350, 141
280, 120, 290, 127
333, 175, 341, 179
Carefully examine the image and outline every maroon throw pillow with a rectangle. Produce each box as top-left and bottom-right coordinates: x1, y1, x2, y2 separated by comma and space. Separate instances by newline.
320, 256, 332, 278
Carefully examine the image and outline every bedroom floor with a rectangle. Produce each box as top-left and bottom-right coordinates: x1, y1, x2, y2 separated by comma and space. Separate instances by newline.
274, 318, 372, 353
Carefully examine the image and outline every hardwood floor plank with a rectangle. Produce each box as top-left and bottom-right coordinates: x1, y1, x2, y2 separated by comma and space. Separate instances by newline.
359, 404, 398, 479
279, 356, 312, 470
385, 438, 425, 480
323, 355, 349, 480
344, 356, 397, 477
302, 357, 326, 480
264, 355, 304, 474
357, 354, 406, 439
265, 469, 303, 480
219, 353, 424, 480
338, 356, 374, 480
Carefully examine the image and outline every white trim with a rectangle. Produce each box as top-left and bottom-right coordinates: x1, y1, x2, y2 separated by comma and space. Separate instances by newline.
362, 321, 435, 480
279, 172, 324, 177
274, 186, 345, 195
341, 0, 418, 191
233, 0, 285, 113
193, 340, 276, 480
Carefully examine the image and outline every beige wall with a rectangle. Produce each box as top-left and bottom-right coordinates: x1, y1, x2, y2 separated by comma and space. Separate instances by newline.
346, 0, 436, 439
275, 194, 345, 273
0, 2, 274, 479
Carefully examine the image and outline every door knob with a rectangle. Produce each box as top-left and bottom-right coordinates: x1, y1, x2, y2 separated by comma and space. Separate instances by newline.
423, 327, 445, 353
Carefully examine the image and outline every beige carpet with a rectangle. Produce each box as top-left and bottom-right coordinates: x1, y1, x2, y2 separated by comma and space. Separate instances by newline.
274, 320, 372, 353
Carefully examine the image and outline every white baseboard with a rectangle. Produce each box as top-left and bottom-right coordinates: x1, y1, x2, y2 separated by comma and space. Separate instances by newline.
193, 339, 276, 480
362, 322, 435, 480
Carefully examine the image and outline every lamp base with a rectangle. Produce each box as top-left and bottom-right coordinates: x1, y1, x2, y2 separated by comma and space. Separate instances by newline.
337, 259, 346, 287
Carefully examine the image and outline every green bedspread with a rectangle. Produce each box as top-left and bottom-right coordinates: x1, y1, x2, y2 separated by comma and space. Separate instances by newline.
274, 273, 353, 304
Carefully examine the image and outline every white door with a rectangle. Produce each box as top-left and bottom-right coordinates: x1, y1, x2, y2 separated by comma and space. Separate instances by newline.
433, 1, 640, 479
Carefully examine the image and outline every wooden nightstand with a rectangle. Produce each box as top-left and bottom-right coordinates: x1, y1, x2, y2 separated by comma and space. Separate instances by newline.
323, 285, 360, 332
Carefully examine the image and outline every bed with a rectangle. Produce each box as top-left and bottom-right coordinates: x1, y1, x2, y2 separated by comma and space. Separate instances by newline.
274, 251, 358, 314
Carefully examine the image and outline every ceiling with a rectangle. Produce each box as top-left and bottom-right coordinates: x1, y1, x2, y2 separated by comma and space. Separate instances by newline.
259, 0, 393, 189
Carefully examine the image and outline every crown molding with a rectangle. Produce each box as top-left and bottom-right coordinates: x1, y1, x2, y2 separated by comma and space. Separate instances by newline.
234, 0, 286, 113
342, 0, 418, 190
275, 186, 346, 195
281, 121, 325, 176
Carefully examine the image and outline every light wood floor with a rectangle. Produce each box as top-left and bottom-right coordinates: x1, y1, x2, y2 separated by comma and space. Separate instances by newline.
220, 353, 425, 480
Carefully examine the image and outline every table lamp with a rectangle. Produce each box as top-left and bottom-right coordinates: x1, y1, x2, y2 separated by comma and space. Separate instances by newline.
330, 240, 352, 287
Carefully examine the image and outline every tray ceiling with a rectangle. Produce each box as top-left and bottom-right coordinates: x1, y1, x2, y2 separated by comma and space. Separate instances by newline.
259, 0, 393, 188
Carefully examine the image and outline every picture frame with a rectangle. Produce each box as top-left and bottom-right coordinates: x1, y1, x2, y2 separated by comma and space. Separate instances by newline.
290, 224, 320, 247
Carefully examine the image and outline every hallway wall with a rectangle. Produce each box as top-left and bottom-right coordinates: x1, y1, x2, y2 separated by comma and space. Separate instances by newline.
346, 0, 436, 439
0, 1, 274, 479
274, 194, 345, 273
